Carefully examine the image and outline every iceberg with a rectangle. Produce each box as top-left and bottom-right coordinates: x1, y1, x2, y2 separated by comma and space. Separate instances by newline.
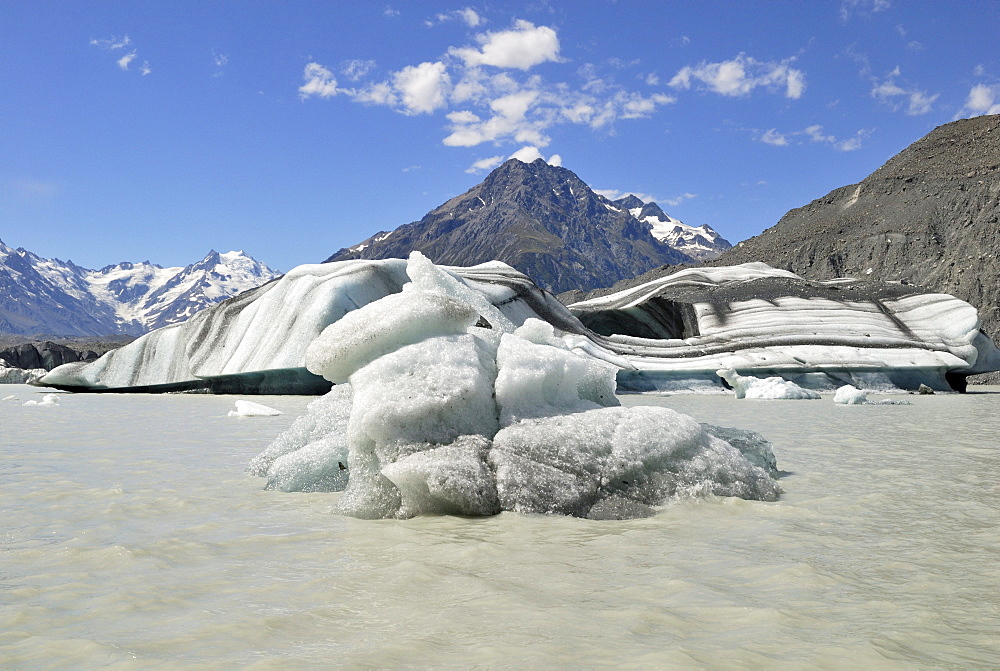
23, 393, 60, 407
716, 368, 821, 400
249, 253, 781, 519
833, 384, 911, 406
36, 258, 1000, 395
228, 400, 283, 417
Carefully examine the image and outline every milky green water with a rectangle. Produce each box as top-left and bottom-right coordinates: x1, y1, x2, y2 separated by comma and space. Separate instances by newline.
2, 385, 998, 668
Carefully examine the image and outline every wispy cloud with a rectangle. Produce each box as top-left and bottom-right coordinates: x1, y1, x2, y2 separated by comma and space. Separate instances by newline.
594, 189, 696, 208
426, 8, 484, 28
871, 67, 937, 115
839, 0, 891, 22
669, 53, 805, 99
91, 34, 151, 75
755, 125, 869, 151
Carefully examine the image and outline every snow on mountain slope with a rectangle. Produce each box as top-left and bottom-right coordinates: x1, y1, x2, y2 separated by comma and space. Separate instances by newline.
613, 195, 732, 261
0, 240, 280, 336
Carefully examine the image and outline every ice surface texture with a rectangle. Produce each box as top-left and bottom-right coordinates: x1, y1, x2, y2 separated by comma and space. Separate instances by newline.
248, 253, 781, 519
37, 257, 1000, 395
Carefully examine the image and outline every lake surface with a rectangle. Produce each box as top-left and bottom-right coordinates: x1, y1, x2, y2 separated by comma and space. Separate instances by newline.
2, 384, 998, 668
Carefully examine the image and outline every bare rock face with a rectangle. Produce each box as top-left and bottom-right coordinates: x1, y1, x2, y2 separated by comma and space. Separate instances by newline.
325, 159, 693, 294
714, 114, 1000, 342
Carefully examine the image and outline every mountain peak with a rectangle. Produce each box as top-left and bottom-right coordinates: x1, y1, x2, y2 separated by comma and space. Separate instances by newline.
325, 161, 707, 293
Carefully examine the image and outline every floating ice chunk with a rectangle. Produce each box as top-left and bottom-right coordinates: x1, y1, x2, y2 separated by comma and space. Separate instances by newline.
3, 395, 17, 401
381, 436, 501, 517
228, 400, 283, 417
490, 405, 780, 516
716, 368, 821, 400
833, 384, 912, 406
495, 326, 619, 424
834, 385, 869, 405
23, 393, 60, 407
248, 385, 352, 486
305, 291, 480, 384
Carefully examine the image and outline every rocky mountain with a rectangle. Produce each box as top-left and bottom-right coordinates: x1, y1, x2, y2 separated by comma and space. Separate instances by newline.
713, 114, 1000, 341
0, 242, 281, 337
325, 159, 725, 293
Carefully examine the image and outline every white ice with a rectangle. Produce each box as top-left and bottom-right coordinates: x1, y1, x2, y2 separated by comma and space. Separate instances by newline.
717, 368, 821, 400
833, 385, 912, 406
249, 252, 782, 519
23, 393, 60, 407
228, 400, 283, 417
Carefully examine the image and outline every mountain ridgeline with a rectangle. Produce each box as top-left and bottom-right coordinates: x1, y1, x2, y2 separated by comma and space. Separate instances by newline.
0, 244, 280, 337
326, 159, 729, 294
714, 114, 1000, 340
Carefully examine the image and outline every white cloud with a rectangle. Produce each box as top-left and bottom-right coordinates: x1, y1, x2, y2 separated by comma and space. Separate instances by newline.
669, 53, 805, 99
450, 20, 560, 70
960, 83, 1000, 116
384, 6, 400, 18
508, 146, 561, 166
466, 155, 504, 173
117, 51, 137, 70
92, 35, 150, 75
803, 124, 867, 151
871, 68, 938, 115
393, 61, 452, 114
444, 89, 546, 146
429, 8, 484, 27
299, 62, 339, 99
301, 18, 679, 150
761, 129, 789, 146
662, 192, 697, 207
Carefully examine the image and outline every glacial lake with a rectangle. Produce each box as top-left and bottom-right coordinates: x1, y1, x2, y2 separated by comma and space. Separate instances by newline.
2, 384, 998, 668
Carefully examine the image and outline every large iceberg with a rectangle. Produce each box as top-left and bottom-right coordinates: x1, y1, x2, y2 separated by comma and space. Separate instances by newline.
37, 257, 1000, 394
249, 253, 781, 519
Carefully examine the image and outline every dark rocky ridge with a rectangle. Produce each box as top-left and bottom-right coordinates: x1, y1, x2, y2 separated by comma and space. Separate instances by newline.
0, 335, 135, 371
325, 159, 691, 294
713, 115, 1000, 341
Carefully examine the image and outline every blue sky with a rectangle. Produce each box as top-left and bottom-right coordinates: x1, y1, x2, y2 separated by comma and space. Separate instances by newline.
2, 1, 998, 273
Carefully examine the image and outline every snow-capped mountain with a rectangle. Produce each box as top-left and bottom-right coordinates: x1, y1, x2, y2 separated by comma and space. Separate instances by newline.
612, 195, 731, 261
0, 241, 280, 337
327, 159, 721, 293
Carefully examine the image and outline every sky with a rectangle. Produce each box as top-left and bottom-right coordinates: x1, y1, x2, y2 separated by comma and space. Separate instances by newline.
2, 1, 999, 273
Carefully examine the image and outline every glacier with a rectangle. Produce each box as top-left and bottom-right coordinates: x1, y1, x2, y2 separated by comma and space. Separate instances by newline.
37, 257, 1000, 395
248, 253, 781, 519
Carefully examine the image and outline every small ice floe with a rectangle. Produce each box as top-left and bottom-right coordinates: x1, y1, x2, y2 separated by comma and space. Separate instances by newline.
23, 393, 60, 407
228, 400, 283, 417
716, 368, 820, 400
3, 394, 18, 402
834, 385, 911, 405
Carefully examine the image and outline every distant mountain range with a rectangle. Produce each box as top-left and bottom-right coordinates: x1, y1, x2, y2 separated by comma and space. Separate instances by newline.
326, 158, 730, 293
713, 114, 1000, 342
0, 243, 280, 337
